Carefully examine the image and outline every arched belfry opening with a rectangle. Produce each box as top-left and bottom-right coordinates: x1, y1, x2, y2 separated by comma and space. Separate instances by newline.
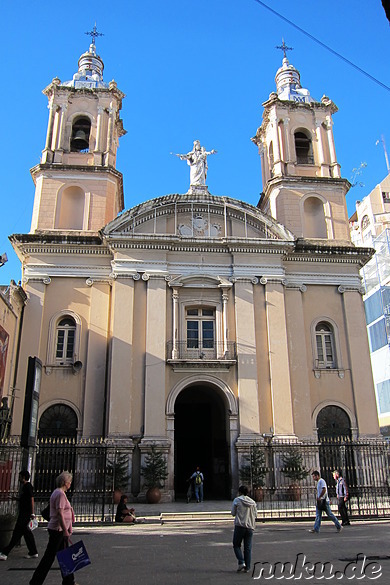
174, 384, 230, 500
70, 116, 91, 152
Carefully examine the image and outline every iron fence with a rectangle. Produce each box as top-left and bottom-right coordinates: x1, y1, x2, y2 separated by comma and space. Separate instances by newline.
0, 436, 389, 521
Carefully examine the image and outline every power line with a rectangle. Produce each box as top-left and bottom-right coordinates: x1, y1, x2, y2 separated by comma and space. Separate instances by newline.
251, 0, 390, 93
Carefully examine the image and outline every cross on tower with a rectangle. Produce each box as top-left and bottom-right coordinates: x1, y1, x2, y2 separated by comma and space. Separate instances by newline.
85, 23, 104, 46
276, 39, 293, 59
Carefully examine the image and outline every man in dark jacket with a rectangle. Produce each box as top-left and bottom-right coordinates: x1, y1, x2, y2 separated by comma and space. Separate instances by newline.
0, 470, 38, 560
333, 469, 351, 526
231, 485, 257, 573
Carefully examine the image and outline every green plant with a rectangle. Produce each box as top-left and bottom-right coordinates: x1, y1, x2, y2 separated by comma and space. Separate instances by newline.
239, 443, 268, 488
280, 447, 309, 482
106, 451, 130, 491
141, 446, 168, 489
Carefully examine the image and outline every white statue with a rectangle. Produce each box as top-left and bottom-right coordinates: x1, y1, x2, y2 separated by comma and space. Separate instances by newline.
172, 140, 217, 186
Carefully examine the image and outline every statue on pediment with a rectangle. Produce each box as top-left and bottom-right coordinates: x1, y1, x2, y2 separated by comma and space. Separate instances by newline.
172, 140, 217, 186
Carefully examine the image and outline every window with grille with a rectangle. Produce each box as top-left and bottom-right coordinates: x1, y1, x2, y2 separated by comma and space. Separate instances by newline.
315, 322, 335, 368
56, 318, 76, 363
186, 308, 215, 350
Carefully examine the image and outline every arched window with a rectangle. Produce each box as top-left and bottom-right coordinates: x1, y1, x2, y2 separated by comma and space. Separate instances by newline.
55, 186, 85, 230
361, 215, 370, 231
46, 311, 81, 368
315, 321, 335, 368
294, 130, 313, 164
38, 404, 78, 439
56, 318, 76, 364
70, 116, 91, 152
303, 196, 327, 238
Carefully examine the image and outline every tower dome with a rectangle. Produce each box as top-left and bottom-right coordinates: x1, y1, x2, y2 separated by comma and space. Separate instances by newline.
63, 41, 108, 89
275, 57, 314, 103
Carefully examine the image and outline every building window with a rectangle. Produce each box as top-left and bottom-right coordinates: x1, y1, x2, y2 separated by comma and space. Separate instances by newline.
368, 318, 388, 352
186, 308, 215, 351
56, 318, 76, 364
315, 322, 335, 368
46, 311, 81, 368
376, 380, 390, 414
294, 131, 314, 164
361, 215, 370, 231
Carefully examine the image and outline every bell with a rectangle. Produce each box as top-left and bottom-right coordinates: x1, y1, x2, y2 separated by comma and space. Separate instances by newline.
72, 130, 89, 150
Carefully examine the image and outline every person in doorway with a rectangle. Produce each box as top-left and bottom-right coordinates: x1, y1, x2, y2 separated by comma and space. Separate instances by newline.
309, 470, 342, 533
231, 485, 257, 573
0, 469, 38, 561
188, 467, 204, 502
29, 471, 76, 585
333, 469, 351, 526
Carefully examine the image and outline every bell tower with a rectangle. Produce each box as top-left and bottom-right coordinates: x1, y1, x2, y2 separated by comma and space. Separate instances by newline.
252, 49, 351, 242
30, 34, 126, 233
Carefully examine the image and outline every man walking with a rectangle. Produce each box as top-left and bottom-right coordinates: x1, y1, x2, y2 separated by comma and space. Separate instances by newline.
188, 466, 204, 503
231, 485, 257, 573
309, 470, 341, 534
333, 469, 351, 526
0, 470, 38, 560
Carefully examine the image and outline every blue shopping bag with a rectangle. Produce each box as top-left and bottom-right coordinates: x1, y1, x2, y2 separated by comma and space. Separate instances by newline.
57, 540, 91, 577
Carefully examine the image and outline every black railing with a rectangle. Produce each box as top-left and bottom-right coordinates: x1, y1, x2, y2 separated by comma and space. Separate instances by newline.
1, 436, 390, 521
166, 340, 236, 361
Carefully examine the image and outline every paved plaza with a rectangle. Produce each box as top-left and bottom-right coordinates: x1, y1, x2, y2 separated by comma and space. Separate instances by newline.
0, 509, 389, 584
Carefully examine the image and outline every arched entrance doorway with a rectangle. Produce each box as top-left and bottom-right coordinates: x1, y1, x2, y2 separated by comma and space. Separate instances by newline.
174, 385, 230, 500
35, 404, 78, 495
316, 405, 356, 496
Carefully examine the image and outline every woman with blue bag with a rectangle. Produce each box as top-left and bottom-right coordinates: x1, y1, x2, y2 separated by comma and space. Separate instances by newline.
30, 471, 78, 585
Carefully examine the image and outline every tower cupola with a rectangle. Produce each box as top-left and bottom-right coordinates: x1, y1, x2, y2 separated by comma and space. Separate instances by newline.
275, 57, 314, 104
63, 42, 107, 88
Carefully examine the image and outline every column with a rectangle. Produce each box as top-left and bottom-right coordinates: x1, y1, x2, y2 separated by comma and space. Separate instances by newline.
234, 278, 260, 437
171, 287, 179, 358
263, 279, 295, 437
271, 115, 283, 176
284, 284, 313, 438
56, 104, 68, 151
104, 103, 116, 166
340, 288, 380, 437
315, 122, 329, 178
325, 116, 341, 178
107, 277, 135, 437
42, 101, 56, 163
82, 281, 110, 436
143, 275, 167, 439
221, 289, 229, 354
94, 106, 105, 165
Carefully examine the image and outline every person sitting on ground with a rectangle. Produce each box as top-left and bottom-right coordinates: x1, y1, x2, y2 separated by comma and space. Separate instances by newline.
115, 495, 144, 523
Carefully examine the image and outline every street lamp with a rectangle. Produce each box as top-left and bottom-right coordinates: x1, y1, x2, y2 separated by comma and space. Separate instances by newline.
0, 253, 8, 267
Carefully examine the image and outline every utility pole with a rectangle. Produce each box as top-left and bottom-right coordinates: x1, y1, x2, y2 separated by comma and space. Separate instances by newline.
376, 135, 390, 174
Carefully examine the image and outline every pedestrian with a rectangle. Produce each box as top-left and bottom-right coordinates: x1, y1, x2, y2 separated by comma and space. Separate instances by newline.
29, 471, 78, 585
0, 469, 38, 561
333, 469, 351, 526
309, 470, 342, 533
188, 466, 204, 503
231, 485, 257, 573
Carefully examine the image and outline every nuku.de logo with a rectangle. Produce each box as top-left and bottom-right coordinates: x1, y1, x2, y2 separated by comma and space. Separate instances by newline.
252, 553, 382, 580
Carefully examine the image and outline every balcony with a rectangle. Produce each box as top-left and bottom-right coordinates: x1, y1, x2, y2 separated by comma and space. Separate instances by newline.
166, 341, 237, 370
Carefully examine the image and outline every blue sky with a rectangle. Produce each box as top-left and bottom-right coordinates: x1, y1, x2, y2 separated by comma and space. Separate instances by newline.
1, 1, 389, 283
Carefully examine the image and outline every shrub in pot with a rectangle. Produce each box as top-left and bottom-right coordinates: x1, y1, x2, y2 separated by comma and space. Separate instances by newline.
239, 442, 268, 501
141, 446, 168, 504
280, 447, 309, 500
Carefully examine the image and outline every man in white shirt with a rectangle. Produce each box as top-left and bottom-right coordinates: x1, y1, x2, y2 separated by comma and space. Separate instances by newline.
309, 470, 342, 533
231, 485, 257, 573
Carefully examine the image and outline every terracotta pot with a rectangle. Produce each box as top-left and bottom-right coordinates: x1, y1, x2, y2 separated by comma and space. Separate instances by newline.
253, 487, 264, 502
146, 486, 161, 504
113, 489, 123, 505
288, 484, 301, 501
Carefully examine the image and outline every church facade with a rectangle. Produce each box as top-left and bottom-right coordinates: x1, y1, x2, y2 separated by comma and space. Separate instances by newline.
8, 41, 380, 500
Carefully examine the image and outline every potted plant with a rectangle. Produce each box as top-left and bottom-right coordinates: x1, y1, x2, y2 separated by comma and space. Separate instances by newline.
106, 451, 131, 504
141, 446, 168, 504
280, 447, 309, 501
239, 443, 268, 502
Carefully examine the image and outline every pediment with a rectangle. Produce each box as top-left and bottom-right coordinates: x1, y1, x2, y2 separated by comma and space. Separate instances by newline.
103, 193, 294, 242
168, 274, 233, 289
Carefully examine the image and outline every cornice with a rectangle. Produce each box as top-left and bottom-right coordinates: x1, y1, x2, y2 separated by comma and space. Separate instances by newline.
30, 163, 123, 180
264, 175, 351, 196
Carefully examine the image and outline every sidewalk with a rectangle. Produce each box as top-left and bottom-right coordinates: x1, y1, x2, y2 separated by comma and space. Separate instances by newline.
1, 518, 389, 585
